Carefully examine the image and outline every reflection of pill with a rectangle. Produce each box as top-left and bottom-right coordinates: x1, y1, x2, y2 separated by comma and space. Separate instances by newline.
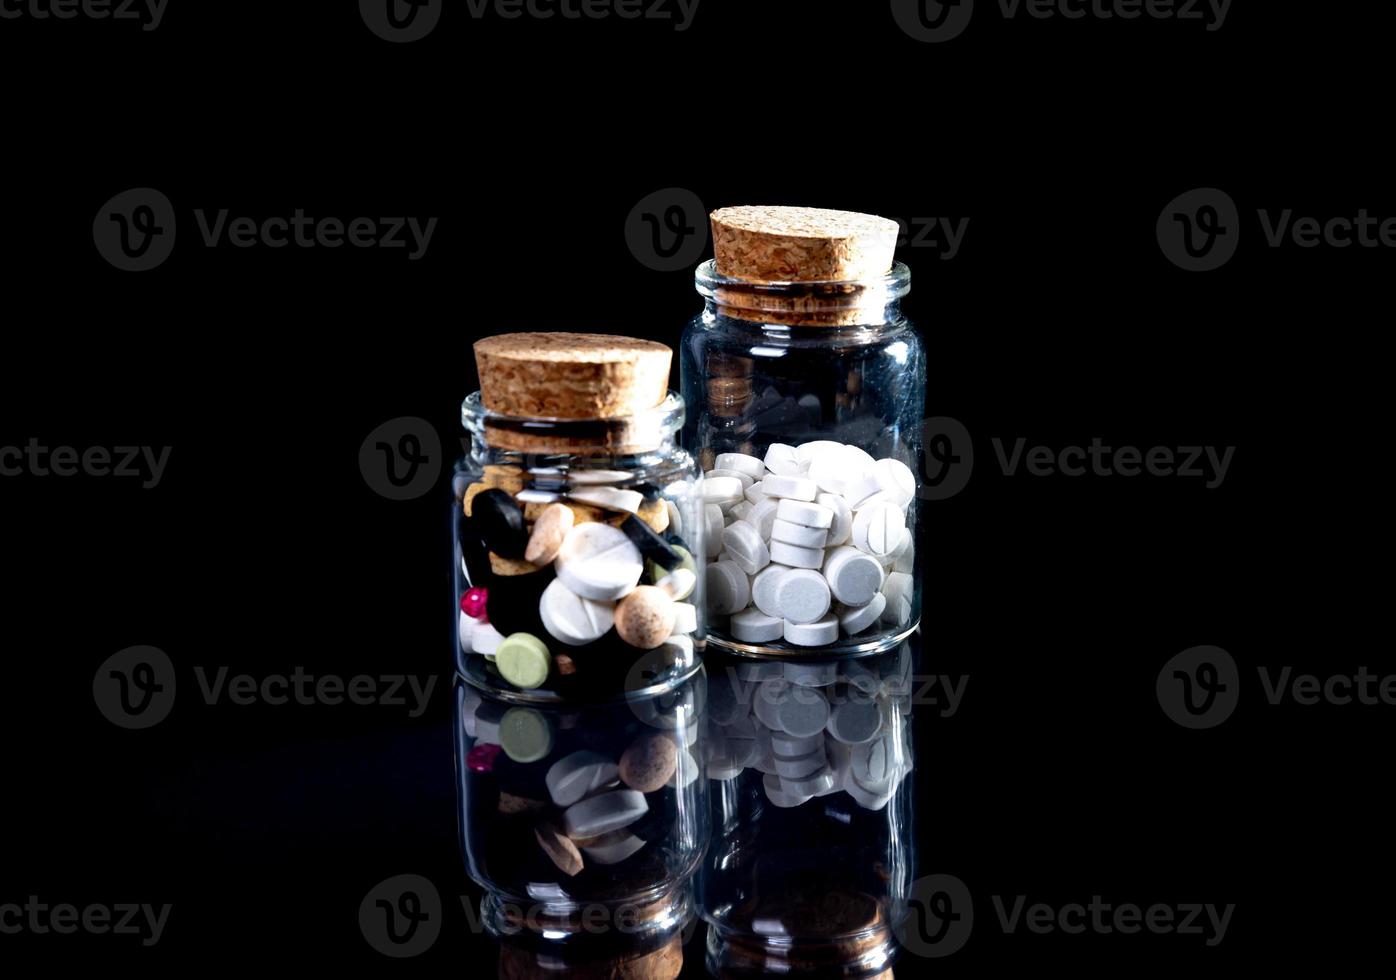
731, 609, 783, 643
619, 734, 679, 792
770, 730, 822, 757
772, 748, 825, 779
562, 789, 648, 839
578, 829, 646, 865
776, 687, 829, 737
827, 699, 882, 745
752, 679, 788, 730
763, 771, 810, 807
782, 765, 835, 797
546, 750, 620, 807
534, 821, 583, 876
784, 660, 837, 687
499, 707, 553, 763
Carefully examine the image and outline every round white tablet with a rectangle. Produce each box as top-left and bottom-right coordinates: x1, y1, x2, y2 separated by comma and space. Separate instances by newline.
851, 502, 905, 558
770, 519, 829, 549
842, 771, 892, 810
704, 503, 726, 558
775, 498, 835, 529
763, 443, 807, 476
702, 475, 744, 507
873, 457, 916, 507
823, 546, 885, 606
826, 700, 882, 745
842, 472, 884, 510
722, 521, 771, 575
751, 678, 787, 730
751, 564, 790, 618
838, 593, 887, 636
746, 498, 779, 539
817, 492, 853, 547
783, 615, 839, 647
705, 560, 751, 616
776, 686, 830, 737
769, 540, 824, 569
731, 609, 783, 643
540, 578, 616, 646
761, 474, 818, 501
882, 571, 913, 625
555, 523, 644, 601
774, 569, 831, 625
715, 452, 765, 480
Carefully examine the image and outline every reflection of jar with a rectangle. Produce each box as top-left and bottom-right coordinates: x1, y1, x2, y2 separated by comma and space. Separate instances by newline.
697, 638, 918, 976
455, 676, 708, 951
456, 333, 706, 700
680, 207, 924, 659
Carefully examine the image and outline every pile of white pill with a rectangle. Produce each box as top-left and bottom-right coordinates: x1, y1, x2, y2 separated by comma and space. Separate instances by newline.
703, 652, 913, 810
702, 442, 916, 646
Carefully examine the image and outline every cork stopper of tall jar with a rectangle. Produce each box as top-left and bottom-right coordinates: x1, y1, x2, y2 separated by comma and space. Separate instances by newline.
708, 206, 901, 326
473, 332, 673, 452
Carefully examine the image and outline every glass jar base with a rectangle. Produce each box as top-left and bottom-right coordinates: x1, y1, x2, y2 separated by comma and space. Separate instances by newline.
705, 918, 898, 979
706, 621, 919, 661
480, 884, 694, 955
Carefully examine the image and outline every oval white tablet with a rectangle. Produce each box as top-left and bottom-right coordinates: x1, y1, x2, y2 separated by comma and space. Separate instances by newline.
770, 519, 829, 549
705, 559, 751, 616
715, 453, 765, 480
851, 502, 905, 558
763, 443, 807, 476
555, 523, 645, 601
775, 498, 835, 529
540, 578, 616, 646
702, 476, 744, 507
722, 521, 771, 575
783, 615, 839, 647
842, 471, 883, 509
568, 486, 643, 515
774, 569, 831, 625
817, 492, 853, 547
731, 609, 783, 643
751, 565, 790, 618
769, 540, 824, 569
761, 475, 818, 501
823, 546, 885, 606
562, 789, 648, 839
546, 750, 620, 807
838, 593, 887, 636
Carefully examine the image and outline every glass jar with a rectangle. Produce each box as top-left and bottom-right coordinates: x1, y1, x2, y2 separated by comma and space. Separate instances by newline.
453, 391, 706, 701
697, 639, 918, 977
455, 675, 708, 951
681, 258, 924, 658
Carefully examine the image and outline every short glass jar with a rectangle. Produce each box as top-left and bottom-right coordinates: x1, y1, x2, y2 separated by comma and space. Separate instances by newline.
697, 639, 918, 977
681, 258, 924, 659
455, 675, 708, 950
454, 391, 706, 701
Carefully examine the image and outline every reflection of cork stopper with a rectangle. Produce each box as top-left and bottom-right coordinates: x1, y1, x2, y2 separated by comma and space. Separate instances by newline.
475, 333, 672, 420
711, 206, 899, 283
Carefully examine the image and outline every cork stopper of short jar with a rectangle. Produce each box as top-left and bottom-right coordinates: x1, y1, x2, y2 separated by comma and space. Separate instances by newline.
710, 206, 899, 283
473, 332, 673, 453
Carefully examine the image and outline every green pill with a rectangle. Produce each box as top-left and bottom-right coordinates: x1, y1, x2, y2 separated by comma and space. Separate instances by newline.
649, 544, 695, 585
497, 632, 552, 690
499, 707, 553, 763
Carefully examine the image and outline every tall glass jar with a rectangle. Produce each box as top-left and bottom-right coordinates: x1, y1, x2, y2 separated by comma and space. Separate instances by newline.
680, 207, 924, 659
456, 333, 706, 701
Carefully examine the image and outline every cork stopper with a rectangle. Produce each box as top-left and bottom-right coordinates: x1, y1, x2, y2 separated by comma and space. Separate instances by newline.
710, 206, 899, 283
475, 333, 672, 419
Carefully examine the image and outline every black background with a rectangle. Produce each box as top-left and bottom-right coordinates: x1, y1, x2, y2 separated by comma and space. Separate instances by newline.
0, 0, 1387, 974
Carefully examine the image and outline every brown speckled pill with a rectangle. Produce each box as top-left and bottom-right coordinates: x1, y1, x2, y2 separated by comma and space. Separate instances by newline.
525, 502, 575, 565
534, 821, 584, 876
614, 586, 676, 650
619, 734, 678, 793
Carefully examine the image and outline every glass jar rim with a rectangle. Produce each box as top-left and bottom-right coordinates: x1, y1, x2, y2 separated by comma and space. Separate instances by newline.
694, 259, 911, 300
461, 390, 686, 434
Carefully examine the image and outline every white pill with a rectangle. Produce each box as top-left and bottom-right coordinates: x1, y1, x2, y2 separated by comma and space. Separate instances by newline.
708, 467, 755, 490
882, 571, 913, 625
751, 565, 790, 618
776, 686, 830, 736
744, 481, 769, 505
729, 501, 753, 522
775, 498, 835, 529
770, 730, 822, 757
458, 610, 477, 654
851, 502, 905, 558
722, 521, 771, 575
838, 593, 887, 636
782, 766, 836, 798
893, 531, 915, 573
842, 472, 884, 509
726, 735, 761, 767
568, 486, 643, 515
747, 498, 779, 539
851, 735, 897, 793
764, 772, 811, 807
665, 499, 683, 537
540, 578, 616, 646
731, 609, 783, 643
735, 660, 783, 681
763, 443, 807, 476
715, 453, 765, 480
562, 789, 648, 838
751, 679, 787, 730
579, 830, 647, 865
707, 761, 743, 781
706, 559, 751, 616
784, 660, 837, 687
844, 445, 877, 470
702, 475, 745, 507
823, 545, 885, 606
827, 700, 882, 745
657, 567, 696, 601
874, 457, 916, 507
769, 540, 824, 569
761, 474, 818, 501
817, 492, 853, 547
770, 519, 829, 550
704, 503, 725, 558
671, 601, 698, 635
795, 440, 844, 462
774, 569, 831, 624
546, 750, 620, 807
555, 523, 644, 601
842, 771, 892, 810
783, 615, 839, 647
772, 749, 826, 779
807, 454, 852, 496
472, 622, 505, 656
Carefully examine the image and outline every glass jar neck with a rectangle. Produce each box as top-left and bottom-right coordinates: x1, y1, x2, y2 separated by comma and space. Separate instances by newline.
694, 259, 910, 329
461, 391, 684, 462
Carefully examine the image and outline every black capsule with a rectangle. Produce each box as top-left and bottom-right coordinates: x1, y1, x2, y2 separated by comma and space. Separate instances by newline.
620, 515, 683, 571
473, 488, 528, 559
